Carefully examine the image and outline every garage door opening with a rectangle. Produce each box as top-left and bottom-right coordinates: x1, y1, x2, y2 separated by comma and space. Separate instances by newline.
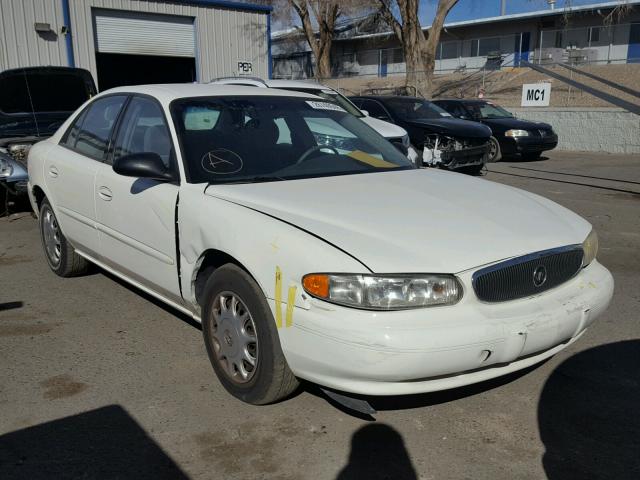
96, 52, 196, 90
93, 9, 197, 90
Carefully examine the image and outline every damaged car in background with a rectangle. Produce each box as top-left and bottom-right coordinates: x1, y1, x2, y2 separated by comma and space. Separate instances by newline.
0, 67, 96, 213
350, 95, 491, 175
28, 84, 613, 414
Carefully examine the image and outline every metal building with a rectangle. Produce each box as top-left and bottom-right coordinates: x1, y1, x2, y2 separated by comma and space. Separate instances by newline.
0, 0, 272, 89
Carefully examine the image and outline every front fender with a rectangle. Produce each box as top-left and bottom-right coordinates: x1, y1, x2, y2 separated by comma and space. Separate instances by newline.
178, 184, 369, 312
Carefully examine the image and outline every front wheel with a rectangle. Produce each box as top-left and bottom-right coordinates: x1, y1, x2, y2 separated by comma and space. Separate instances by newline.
201, 264, 298, 404
487, 136, 502, 162
39, 199, 89, 277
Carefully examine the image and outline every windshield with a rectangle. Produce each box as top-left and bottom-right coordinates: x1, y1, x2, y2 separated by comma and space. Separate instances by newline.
466, 102, 514, 119
279, 88, 364, 118
171, 96, 413, 184
384, 98, 451, 120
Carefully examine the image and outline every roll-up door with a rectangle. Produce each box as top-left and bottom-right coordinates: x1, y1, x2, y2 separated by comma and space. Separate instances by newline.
94, 10, 195, 58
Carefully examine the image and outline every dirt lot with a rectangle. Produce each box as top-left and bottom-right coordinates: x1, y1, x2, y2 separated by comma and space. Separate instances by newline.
1, 151, 639, 480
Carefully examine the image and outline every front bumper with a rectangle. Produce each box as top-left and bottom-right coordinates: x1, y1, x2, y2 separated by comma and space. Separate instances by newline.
278, 260, 613, 396
500, 134, 559, 155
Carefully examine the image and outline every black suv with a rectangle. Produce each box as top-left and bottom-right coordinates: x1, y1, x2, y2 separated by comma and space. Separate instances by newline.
433, 99, 558, 162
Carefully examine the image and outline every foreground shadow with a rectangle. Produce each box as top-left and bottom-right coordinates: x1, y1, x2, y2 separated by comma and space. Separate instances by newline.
539, 340, 640, 480
336, 424, 417, 480
0, 405, 189, 479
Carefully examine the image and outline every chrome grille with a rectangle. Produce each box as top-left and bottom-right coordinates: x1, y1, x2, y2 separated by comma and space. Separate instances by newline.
472, 246, 584, 303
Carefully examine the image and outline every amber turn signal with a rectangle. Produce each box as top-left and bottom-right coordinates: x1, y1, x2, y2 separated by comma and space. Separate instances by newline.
302, 274, 330, 299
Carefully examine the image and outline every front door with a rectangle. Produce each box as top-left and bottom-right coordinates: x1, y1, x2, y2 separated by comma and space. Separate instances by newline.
44, 95, 127, 257
94, 95, 181, 302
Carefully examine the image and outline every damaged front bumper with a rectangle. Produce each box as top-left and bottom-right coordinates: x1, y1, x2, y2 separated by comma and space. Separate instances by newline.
277, 260, 613, 396
422, 134, 490, 169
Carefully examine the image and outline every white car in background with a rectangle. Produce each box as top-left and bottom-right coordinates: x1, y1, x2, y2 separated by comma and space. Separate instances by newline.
28, 84, 613, 407
210, 77, 419, 164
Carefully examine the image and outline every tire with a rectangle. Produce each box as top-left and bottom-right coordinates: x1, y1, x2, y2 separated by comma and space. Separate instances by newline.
201, 263, 298, 404
39, 198, 89, 277
522, 151, 542, 161
487, 136, 502, 162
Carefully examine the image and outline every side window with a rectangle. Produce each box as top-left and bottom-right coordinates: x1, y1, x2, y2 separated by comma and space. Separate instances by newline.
363, 100, 391, 121
67, 95, 127, 160
274, 117, 292, 145
112, 96, 173, 167
445, 102, 468, 119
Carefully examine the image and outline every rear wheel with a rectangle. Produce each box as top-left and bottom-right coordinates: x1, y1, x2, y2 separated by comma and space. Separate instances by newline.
201, 264, 298, 404
39, 199, 89, 277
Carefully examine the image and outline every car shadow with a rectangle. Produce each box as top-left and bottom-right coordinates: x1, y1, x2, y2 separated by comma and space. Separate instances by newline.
539, 340, 640, 479
336, 423, 418, 480
0, 405, 189, 479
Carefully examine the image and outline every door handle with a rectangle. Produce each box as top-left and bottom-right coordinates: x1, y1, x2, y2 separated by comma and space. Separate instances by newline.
48, 166, 59, 178
97, 186, 113, 201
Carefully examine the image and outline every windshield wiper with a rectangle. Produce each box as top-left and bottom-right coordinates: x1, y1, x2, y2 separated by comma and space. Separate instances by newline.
209, 175, 287, 185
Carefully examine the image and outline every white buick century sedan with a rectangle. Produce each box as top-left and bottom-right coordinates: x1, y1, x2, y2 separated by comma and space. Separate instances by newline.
28, 84, 613, 405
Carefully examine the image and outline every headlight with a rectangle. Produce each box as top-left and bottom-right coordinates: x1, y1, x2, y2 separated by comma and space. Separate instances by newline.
302, 273, 462, 310
582, 229, 598, 267
505, 129, 529, 137
0, 156, 13, 178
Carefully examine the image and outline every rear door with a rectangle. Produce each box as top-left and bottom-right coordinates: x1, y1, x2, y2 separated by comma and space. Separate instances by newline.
45, 95, 127, 257
94, 95, 181, 302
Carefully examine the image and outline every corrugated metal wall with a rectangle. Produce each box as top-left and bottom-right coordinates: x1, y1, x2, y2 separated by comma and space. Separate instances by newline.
68, 0, 269, 86
0, 0, 68, 71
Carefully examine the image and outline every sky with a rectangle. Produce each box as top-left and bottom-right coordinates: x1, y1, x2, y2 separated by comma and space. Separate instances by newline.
420, 0, 619, 24
273, 0, 624, 31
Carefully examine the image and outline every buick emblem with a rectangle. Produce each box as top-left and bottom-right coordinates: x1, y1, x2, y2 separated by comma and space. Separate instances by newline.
533, 265, 547, 287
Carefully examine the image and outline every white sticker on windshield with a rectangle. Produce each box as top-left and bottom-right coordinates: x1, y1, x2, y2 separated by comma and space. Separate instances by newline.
440, 112, 452, 117
306, 100, 346, 113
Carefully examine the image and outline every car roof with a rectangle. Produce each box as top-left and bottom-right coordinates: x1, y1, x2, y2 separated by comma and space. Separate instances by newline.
98, 83, 321, 104
351, 95, 431, 102
435, 98, 492, 104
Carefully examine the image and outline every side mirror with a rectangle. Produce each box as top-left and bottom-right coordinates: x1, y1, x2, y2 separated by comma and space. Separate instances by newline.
113, 152, 174, 182
361, 110, 369, 116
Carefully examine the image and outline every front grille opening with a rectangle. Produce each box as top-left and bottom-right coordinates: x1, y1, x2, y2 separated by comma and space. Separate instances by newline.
472, 247, 584, 303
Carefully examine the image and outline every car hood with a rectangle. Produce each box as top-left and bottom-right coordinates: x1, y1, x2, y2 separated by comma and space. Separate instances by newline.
204, 169, 590, 273
405, 118, 491, 138
483, 117, 552, 131
360, 116, 408, 139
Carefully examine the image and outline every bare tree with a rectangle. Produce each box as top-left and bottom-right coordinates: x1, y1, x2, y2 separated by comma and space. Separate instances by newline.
377, 0, 459, 95
274, 0, 376, 79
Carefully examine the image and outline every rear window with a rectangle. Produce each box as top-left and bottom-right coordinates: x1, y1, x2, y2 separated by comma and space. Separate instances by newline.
0, 71, 92, 114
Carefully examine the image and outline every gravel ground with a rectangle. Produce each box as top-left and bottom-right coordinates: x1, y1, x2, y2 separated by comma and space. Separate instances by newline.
1, 150, 639, 480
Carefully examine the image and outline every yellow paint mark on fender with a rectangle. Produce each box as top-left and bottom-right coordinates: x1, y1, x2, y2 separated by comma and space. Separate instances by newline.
275, 267, 283, 328
286, 285, 297, 327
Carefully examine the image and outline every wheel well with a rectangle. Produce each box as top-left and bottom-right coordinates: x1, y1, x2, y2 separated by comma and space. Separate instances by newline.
193, 250, 253, 306
32, 185, 46, 210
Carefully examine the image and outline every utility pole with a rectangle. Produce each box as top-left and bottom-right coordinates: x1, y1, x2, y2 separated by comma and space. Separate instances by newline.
500, 0, 506, 15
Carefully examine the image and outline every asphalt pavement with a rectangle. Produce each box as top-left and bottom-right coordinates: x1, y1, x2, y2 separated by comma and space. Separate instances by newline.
1, 150, 639, 480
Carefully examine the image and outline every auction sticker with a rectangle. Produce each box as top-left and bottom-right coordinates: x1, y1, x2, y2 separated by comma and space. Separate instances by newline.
306, 100, 346, 112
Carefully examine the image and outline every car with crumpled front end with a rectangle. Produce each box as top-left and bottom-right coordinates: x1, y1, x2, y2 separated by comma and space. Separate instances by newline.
350, 95, 492, 175
27, 83, 613, 405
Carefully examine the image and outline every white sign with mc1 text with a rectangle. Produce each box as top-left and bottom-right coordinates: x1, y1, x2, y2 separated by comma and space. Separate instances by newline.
521, 83, 551, 107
